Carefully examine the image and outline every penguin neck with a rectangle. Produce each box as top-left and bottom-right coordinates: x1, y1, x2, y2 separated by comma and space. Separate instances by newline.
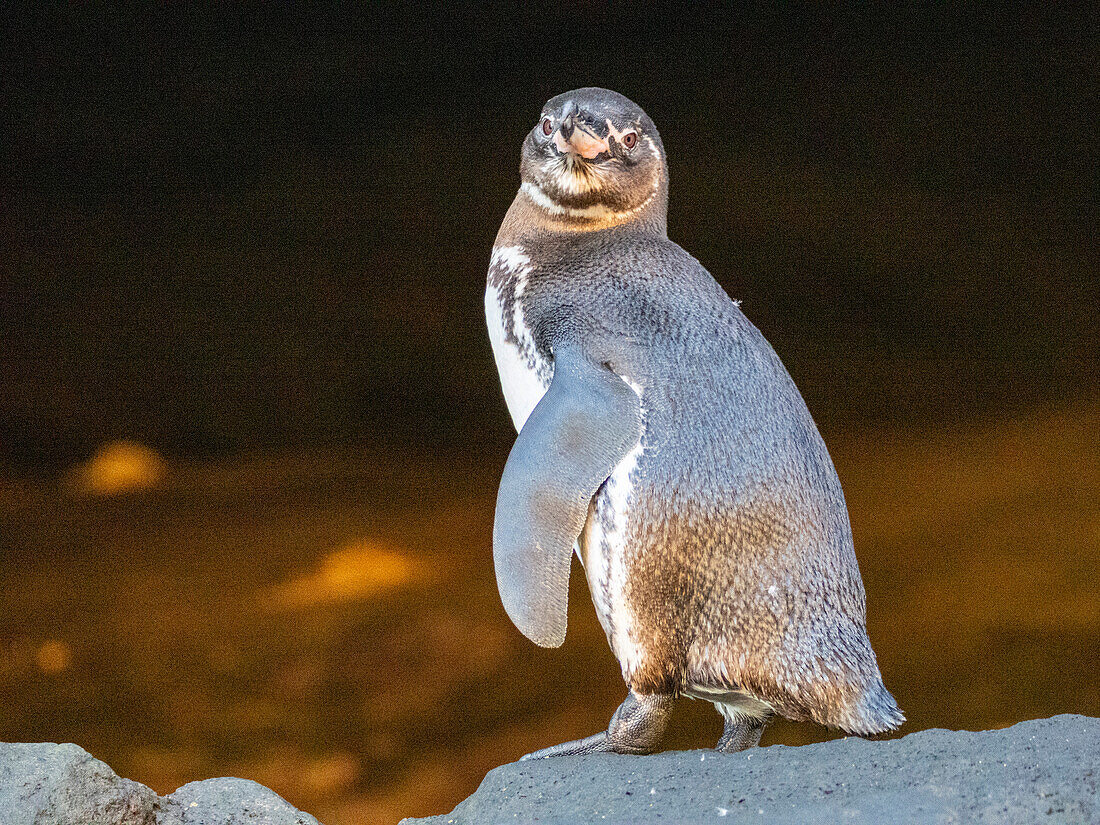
496, 180, 669, 247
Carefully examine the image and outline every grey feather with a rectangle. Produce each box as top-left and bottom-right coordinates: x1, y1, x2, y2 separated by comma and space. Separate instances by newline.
493, 342, 642, 648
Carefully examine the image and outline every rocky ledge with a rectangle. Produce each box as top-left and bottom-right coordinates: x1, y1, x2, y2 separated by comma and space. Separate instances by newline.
402, 715, 1098, 825
0, 742, 319, 825
3, 716, 1095, 825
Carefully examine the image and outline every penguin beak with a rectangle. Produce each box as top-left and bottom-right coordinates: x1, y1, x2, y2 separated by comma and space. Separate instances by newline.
552, 115, 610, 160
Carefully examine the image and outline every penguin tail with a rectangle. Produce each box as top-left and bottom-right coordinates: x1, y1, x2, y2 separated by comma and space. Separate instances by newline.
841, 678, 905, 736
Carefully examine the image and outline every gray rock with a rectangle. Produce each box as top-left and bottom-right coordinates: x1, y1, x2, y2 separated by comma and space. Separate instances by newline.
0, 742, 158, 825
157, 777, 321, 825
0, 743, 322, 825
402, 715, 1099, 825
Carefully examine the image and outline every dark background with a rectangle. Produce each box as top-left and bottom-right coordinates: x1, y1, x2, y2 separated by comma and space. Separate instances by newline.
1, 6, 1097, 824
3, 4, 1095, 473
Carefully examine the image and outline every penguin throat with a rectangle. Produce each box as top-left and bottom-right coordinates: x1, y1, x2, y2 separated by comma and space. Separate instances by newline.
541, 153, 608, 196
519, 178, 662, 230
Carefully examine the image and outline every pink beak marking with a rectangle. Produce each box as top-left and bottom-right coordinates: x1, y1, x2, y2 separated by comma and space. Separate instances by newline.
553, 124, 610, 160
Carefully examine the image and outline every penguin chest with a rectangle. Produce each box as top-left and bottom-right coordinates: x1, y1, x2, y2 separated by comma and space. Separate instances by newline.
485, 245, 552, 431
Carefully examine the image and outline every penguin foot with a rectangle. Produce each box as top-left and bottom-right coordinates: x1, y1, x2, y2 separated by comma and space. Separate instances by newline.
715, 715, 769, 752
521, 690, 673, 759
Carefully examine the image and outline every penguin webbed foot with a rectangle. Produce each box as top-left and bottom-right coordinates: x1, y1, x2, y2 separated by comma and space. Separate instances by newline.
714, 715, 769, 753
521, 690, 673, 760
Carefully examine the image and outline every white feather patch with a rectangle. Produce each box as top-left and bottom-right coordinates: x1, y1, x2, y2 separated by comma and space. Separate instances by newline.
713, 694, 775, 725
485, 245, 550, 431
581, 373, 646, 680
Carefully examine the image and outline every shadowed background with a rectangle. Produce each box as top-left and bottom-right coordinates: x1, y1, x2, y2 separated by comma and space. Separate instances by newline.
1, 5, 1097, 824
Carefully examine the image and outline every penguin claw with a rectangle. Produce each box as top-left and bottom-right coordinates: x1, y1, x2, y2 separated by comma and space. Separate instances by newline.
521, 732, 611, 760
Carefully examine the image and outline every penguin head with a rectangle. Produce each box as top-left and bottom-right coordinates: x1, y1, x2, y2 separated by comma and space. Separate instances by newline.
519, 88, 668, 229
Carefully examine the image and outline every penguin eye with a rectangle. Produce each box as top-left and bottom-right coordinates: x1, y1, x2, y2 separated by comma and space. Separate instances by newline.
541, 117, 553, 136
621, 131, 638, 150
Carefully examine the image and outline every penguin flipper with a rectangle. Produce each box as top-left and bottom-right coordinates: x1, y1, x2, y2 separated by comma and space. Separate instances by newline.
493, 342, 642, 648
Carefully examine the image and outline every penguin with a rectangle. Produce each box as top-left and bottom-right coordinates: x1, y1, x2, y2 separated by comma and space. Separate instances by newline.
485, 87, 903, 757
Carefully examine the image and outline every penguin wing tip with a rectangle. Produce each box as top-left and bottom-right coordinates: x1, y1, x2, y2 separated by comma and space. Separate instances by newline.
533, 631, 567, 649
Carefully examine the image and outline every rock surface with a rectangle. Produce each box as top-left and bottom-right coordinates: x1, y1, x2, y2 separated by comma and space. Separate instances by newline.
0, 742, 320, 825
402, 715, 1099, 825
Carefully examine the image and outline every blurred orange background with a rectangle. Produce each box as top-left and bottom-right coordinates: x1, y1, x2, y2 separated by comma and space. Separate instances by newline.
2, 6, 1096, 824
